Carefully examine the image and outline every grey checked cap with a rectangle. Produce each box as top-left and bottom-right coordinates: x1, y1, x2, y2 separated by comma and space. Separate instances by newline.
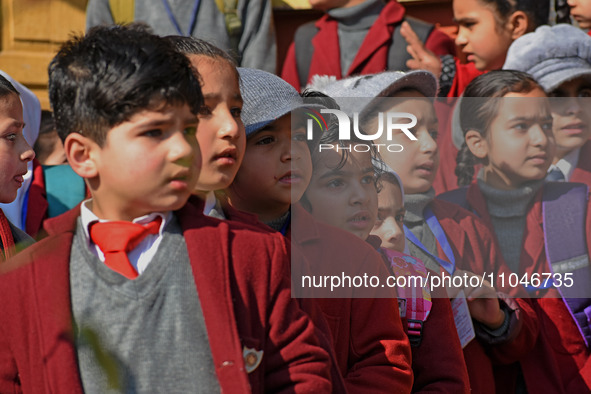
307, 70, 438, 116
503, 24, 591, 93
238, 67, 324, 137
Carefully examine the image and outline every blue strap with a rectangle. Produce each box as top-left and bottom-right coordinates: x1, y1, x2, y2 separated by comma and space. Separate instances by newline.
20, 185, 30, 230
161, 0, 201, 36
280, 211, 291, 236
404, 207, 456, 275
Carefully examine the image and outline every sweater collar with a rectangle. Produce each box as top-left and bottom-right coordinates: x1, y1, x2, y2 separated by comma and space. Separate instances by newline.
327, 0, 385, 29
404, 188, 436, 224
476, 178, 545, 218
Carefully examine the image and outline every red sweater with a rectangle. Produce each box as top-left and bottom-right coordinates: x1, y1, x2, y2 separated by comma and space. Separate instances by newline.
0, 202, 332, 393
464, 183, 591, 393
290, 204, 413, 393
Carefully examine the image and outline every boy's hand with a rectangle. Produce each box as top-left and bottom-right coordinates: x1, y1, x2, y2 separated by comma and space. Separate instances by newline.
454, 269, 505, 330
400, 21, 443, 79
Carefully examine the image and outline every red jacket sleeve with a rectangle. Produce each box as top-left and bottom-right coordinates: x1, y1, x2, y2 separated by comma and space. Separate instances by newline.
411, 285, 470, 393
281, 42, 302, 91
264, 235, 333, 393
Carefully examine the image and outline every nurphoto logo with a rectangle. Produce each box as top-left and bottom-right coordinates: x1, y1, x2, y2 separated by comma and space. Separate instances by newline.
305, 108, 417, 152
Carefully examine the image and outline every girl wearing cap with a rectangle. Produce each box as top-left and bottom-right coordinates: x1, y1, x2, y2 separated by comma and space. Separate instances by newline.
225, 67, 413, 394
503, 24, 591, 186
449, 69, 591, 393
314, 69, 540, 393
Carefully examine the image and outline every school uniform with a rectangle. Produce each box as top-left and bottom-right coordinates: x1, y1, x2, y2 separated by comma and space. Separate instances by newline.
0, 201, 332, 393
568, 140, 591, 185
281, 0, 454, 90
459, 182, 591, 393
406, 195, 540, 393
289, 203, 413, 394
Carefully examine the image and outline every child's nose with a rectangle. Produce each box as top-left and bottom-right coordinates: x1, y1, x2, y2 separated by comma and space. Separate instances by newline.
219, 111, 242, 140
419, 130, 437, 153
529, 124, 549, 146
564, 96, 583, 115
455, 28, 468, 47
18, 136, 35, 163
350, 181, 370, 205
383, 217, 403, 244
170, 130, 195, 165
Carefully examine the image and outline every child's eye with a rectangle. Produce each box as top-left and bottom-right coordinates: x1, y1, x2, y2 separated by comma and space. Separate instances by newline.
395, 214, 405, 224
198, 106, 212, 117
143, 129, 163, 138
231, 107, 242, 118
513, 123, 528, 131
361, 175, 377, 185
541, 121, 553, 131
578, 89, 591, 98
292, 132, 307, 142
429, 130, 439, 140
255, 135, 274, 145
4, 133, 16, 142
327, 178, 345, 188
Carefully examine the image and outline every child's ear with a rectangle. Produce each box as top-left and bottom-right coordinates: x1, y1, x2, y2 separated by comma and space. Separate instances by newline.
465, 130, 488, 159
64, 133, 99, 178
508, 11, 529, 40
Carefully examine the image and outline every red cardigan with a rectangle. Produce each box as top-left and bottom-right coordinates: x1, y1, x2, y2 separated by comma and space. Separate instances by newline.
464, 183, 591, 393
281, 0, 455, 90
570, 140, 591, 185
0, 202, 332, 393
24, 159, 49, 238
290, 204, 413, 393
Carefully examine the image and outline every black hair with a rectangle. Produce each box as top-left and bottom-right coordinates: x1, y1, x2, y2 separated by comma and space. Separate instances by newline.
455, 70, 542, 186
479, 0, 549, 31
0, 75, 19, 99
48, 23, 203, 146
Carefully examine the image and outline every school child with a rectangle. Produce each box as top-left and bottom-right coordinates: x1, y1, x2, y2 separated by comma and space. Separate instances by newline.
281, 0, 455, 91
0, 24, 333, 393
301, 114, 470, 392
446, 69, 591, 393
568, 0, 591, 32
226, 66, 413, 393
0, 74, 35, 260
314, 70, 540, 393
165, 36, 246, 219
503, 24, 591, 185
401, 0, 548, 193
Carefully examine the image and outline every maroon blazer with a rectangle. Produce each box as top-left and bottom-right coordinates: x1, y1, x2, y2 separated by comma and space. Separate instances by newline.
281, 0, 455, 90
464, 183, 591, 393
0, 202, 332, 393
290, 204, 413, 394
570, 140, 591, 185
24, 159, 49, 238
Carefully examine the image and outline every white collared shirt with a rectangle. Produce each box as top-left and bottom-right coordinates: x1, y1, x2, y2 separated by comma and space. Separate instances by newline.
548, 148, 581, 181
80, 199, 171, 275
202, 191, 217, 216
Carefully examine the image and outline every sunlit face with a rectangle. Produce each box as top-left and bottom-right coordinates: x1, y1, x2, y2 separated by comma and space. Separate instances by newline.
304, 146, 378, 240
371, 179, 405, 252
0, 93, 34, 203
227, 114, 312, 222
453, 0, 514, 70
568, 0, 591, 29
548, 76, 591, 161
365, 91, 439, 194
477, 89, 555, 189
189, 56, 245, 192
82, 104, 199, 221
